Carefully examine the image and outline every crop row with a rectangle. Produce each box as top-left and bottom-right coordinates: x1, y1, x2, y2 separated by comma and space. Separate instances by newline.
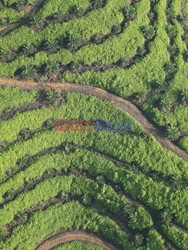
61, 0, 169, 98
0, 8, 24, 25
0, 0, 145, 74
162, 224, 188, 250
32, 0, 92, 25
0, 145, 185, 248
0, 0, 125, 53
0, 85, 38, 114
0, 200, 133, 250
0, 92, 187, 182
0, 173, 153, 232
0, 127, 187, 228
0, 0, 187, 154
1, 145, 188, 230
1, 0, 36, 8
137, 0, 188, 152
0, 166, 176, 248
0, 0, 173, 100
0, 91, 143, 143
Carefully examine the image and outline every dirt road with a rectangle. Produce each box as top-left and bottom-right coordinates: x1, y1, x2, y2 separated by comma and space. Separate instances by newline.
0, 77, 187, 162
35, 231, 118, 250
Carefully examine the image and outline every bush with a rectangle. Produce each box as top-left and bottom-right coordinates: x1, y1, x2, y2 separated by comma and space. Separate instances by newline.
0, 48, 7, 60
68, 61, 82, 73
166, 24, 178, 38
134, 234, 144, 247
160, 210, 173, 224
62, 33, 81, 50
0, 226, 7, 238
141, 26, 156, 40
166, 126, 180, 141
18, 128, 32, 140
20, 66, 36, 79
43, 61, 60, 76
42, 118, 56, 130
70, 4, 85, 14
168, 44, 179, 57
178, 89, 188, 105
91, 33, 104, 44
184, 51, 188, 62
158, 98, 171, 112
0, 140, 7, 152
166, 8, 176, 20
123, 6, 136, 21
111, 24, 122, 34
164, 62, 177, 76
90, 0, 104, 8
14, 212, 28, 224
19, 44, 35, 55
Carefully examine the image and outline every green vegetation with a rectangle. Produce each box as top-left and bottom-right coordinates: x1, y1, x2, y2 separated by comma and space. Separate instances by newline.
162, 225, 188, 250
0, 85, 38, 113
0, 0, 187, 249
0, 88, 187, 249
53, 241, 102, 250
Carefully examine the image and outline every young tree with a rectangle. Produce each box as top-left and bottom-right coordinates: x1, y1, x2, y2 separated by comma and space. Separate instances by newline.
62, 33, 81, 50
166, 8, 176, 20
123, 203, 134, 216
123, 6, 137, 21
42, 118, 55, 130
111, 24, 122, 34
0, 18, 6, 26
82, 194, 92, 206
138, 46, 147, 57
184, 51, 188, 62
178, 89, 188, 105
43, 61, 60, 76
166, 24, 178, 38
91, 33, 104, 44
90, 0, 104, 8
46, 90, 58, 104
166, 125, 180, 141
19, 44, 35, 55
14, 212, 28, 224
0, 48, 7, 60
69, 61, 82, 73
134, 234, 144, 247
70, 4, 85, 14
168, 44, 179, 57
164, 62, 177, 77
0, 226, 7, 238
160, 210, 173, 224
61, 191, 69, 203
142, 26, 156, 40
158, 98, 171, 112
0, 140, 7, 152
18, 128, 32, 140
40, 40, 57, 51
20, 65, 36, 79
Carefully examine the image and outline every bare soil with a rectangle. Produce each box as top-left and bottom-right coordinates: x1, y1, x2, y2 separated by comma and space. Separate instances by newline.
35, 231, 118, 250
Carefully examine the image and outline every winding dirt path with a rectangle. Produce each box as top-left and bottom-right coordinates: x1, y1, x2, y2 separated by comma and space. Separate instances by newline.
0, 77, 187, 162
35, 231, 118, 250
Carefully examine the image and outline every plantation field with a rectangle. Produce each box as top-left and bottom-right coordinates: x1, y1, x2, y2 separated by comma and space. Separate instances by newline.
0, 84, 187, 249
0, 0, 187, 152
0, 0, 188, 249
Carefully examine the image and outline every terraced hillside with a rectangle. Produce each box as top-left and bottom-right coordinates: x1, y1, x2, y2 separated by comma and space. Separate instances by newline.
0, 0, 188, 249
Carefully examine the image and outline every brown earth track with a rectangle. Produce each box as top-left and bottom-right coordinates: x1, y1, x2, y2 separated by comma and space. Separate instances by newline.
35, 231, 118, 250
0, 77, 187, 162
